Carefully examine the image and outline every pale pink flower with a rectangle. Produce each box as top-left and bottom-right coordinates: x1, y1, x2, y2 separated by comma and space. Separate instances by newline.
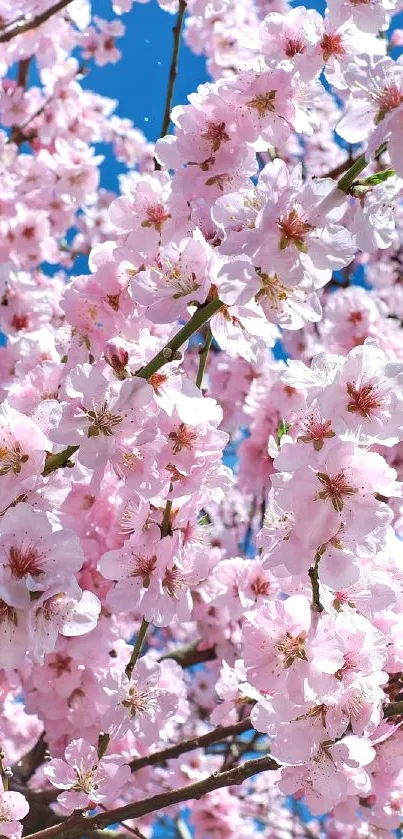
101, 658, 179, 741
0, 783, 29, 839
44, 738, 130, 814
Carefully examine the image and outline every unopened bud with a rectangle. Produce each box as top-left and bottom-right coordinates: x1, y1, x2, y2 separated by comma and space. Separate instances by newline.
104, 338, 130, 373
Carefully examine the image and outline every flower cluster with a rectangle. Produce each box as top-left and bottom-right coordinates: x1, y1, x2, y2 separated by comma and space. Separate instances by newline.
1, 0, 403, 839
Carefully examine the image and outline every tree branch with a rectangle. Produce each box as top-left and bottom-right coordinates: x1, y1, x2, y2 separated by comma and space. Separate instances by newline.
159, 640, 216, 668
0, 0, 74, 43
125, 617, 150, 680
384, 701, 403, 717
136, 297, 223, 381
129, 717, 253, 772
23, 753, 279, 839
42, 446, 79, 477
155, 0, 187, 169
195, 325, 213, 390
336, 142, 388, 194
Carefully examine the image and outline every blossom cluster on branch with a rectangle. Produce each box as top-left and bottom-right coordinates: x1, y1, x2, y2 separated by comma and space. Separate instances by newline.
1, 0, 403, 838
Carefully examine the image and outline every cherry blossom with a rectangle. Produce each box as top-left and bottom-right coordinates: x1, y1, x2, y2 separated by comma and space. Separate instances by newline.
1, 0, 403, 837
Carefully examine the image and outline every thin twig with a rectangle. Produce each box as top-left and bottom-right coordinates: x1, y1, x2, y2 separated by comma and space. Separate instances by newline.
195, 325, 213, 389
125, 617, 150, 679
135, 297, 223, 380
0, 0, 74, 43
155, 0, 187, 169
42, 446, 79, 477
129, 717, 253, 771
309, 553, 323, 613
159, 640, 216, 668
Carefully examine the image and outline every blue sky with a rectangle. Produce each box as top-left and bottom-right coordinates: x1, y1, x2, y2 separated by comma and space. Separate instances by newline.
84, 0, 207, 191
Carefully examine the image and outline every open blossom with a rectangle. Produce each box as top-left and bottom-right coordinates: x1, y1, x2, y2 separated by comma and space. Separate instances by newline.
44, 738, 131, 814
130, 229, 219, 324
0, 404, 49, 513
242, 595, 311, 691
0, 783, 29, 839
0, 504, 84, 606
337, 55, 403, 144
50, 363, 155, 472
101, 658, 180, 741
316, 342, 403, 446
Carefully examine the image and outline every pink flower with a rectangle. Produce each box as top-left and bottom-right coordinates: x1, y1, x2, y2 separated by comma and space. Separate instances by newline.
0, 783, 29, 839
130, 229, 218, 324
0, 404, 49, 513
50, 364, 155, 472
308, 611, 387, 683
0, 504, 84, 607
44, 738, 130, 814
242, 595, 311, 691
317, 341, 403, 446
101, 657, 179, 741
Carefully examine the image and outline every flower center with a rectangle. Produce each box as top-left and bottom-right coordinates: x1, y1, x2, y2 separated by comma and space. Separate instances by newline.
246, 90, 277, 116
320, 33, 346, 61
255, 270, 288, 310
277, 208, 313, 252
250, 576, 271, 596
0, 443, 29, 476
163, 261, 201, 299
346, 381, 384, 419
284, 35, 306, 57
7, 543, 44, 579
316, 471, 358, 512
168, 423, 198, 454
299, 413, 335, 451
143, 204, 171, 231
71, 764, 99, 794
163, 566, 186, 598
130, 552, 157, 588
149, 372, 168, 393
122, 686, 158, 717
0, 599, 17, 626
276, 632, 307, 668
87, 401, 123, 437
201, 120, 230, 152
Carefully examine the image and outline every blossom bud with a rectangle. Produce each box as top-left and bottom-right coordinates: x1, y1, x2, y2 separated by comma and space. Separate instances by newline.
104, 338, 130, 375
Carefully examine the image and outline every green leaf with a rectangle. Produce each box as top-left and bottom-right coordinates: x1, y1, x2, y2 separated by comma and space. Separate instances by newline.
277, 419, 290, 444
354, 168, 395, 187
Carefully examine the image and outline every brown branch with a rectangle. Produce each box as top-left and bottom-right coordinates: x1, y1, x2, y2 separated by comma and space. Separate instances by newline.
0, 0, 74, 43
23, 753, 279, 839
12, 731, 47, 784
159, 641, 216, 669
16, 57, 31, 87
384, 700, 403, 717
323, 154, 355, 181
129, 717, 253, 772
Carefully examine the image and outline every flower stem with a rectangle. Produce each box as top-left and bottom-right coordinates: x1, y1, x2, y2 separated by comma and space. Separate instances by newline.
337, 142, 388, 193
309, 553, 323, 613
195, 325, 213, 389
155, 0, 187, 168
136, 297, 223, 381
125, 617, 150, 680
42, 445, 79, 477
